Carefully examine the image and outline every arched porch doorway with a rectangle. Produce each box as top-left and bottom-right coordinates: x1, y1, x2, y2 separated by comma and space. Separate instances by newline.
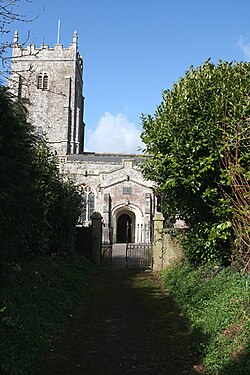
116, 212, 135, 243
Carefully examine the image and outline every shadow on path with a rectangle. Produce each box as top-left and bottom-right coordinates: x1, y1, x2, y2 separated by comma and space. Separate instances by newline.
31, 268, 202, 375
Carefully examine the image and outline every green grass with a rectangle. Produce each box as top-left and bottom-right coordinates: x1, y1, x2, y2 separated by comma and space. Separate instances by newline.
0, 254, 95, 375
160, 261, 250, 375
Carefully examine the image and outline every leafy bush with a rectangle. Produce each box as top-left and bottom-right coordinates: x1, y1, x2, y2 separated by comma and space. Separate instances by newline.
141, 60, 250, 265
0, 254, 95, 375
181, 221, 232, 265
161, 262, 250, 374
30, 140, 82, 256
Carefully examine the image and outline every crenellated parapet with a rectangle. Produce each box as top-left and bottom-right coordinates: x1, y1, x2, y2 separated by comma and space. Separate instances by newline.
8, 30, 85, 155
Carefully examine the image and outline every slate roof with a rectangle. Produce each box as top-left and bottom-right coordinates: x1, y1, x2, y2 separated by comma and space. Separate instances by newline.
67, 152, 148, 164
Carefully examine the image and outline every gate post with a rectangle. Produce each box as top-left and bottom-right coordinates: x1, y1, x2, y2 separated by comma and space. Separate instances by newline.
91, 212, 102, 266
153, 212, 164, 270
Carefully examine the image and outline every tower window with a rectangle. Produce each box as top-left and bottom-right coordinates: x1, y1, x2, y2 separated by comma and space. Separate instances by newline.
37, 73, 49, 90
37, 74, 43, 89
43, 74, 48, 90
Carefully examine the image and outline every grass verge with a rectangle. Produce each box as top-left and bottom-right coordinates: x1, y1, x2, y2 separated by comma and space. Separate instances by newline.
160, 261, 250, 375
0, 254, 95, 375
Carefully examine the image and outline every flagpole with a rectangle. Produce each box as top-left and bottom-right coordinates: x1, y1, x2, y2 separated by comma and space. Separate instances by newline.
57, 19, 61, 44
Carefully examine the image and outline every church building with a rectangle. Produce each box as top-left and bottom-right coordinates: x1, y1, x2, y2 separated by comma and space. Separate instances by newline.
8, 31, 156, 245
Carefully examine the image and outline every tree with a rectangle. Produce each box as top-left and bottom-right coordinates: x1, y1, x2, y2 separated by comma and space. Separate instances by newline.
30, 140, 82, 255
0, 0, 44, 72
0, 2, 81, 264
0, 85, 36, 262
1, 0, 27, 35
141, 60, 250, 265
0, 85, 82, 263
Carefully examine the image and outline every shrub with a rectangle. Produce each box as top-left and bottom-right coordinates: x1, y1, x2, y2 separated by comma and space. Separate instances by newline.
161, 262, 250, 374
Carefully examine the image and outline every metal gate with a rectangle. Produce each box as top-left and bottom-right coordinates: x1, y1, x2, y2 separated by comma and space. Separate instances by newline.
101, 225, 113, 267
101, 223, 153, 269
126, 243, 152, 269
126, 224, 153, 269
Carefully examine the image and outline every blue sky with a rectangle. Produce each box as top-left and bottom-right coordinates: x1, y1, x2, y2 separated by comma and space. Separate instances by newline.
3, 0, 250, 152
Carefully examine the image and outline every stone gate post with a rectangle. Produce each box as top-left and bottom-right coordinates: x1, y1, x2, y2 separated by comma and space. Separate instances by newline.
91, 212, 102, 266
153, 212, 164, 270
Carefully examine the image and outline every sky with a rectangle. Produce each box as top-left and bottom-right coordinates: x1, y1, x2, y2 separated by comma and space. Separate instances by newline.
2, 0, 250, 153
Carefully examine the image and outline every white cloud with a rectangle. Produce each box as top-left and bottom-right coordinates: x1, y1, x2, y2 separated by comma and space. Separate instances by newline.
85, 112, 144, 153
237, 35, 250, 61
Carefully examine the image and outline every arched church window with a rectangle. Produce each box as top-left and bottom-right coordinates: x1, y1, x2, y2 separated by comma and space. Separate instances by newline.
43, 74, 48, 90
18, 76, 22, 98
88, 192, 95, 219
77, 185, 95, 225
79, 192, 87, 223
36, 126, 44, 137
37, 72, 49, 90
37, 73, 43, 89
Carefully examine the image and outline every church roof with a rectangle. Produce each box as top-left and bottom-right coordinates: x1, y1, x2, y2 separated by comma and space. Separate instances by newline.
67, 152, 148, 164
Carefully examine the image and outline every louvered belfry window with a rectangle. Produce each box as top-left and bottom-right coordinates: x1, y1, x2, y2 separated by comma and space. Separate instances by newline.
37, 73, 43, 89
43, 74, 48, 90
37, 73, 48, 90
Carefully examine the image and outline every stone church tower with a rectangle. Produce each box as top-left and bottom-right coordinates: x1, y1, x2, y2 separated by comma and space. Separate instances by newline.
8, 32, 156, 247
8, 31, 84, 155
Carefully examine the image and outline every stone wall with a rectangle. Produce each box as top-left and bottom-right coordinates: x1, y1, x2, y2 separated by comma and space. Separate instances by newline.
153, 213, 185, 270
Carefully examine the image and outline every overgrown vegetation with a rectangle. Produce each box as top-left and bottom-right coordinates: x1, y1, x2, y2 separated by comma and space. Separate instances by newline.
0, 8, 92, 371
0, 254, 95, 375
0, 79, 88, 375
0, 85, 81, 264
160, 261, 250, 375
141, 60, 250, 268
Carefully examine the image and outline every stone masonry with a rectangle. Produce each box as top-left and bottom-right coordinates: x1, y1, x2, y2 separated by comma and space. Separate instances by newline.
8, 31, 84, 155
8, 32, 156, 245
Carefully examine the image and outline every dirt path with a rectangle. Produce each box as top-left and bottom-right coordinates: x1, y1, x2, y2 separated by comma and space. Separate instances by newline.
32, 268, 201, 375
